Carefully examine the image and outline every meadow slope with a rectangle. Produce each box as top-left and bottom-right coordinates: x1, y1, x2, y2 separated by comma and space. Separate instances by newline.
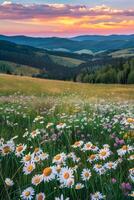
0, 74, 134, 200
0, 74, 134, 101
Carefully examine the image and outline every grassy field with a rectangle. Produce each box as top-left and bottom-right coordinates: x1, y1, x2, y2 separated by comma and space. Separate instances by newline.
0, 74, 134, 101
0, 61, 40, 76
0, 74, 134, 200
50, 55, 84, 67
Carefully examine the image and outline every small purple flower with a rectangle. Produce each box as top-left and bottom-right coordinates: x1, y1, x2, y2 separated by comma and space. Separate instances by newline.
114, 143, 118, 147
121, 182, 132, 195
125, 183, 132, 190
111, 178, 117, 183
119, 139, 125, 145
121, 182, 126, 189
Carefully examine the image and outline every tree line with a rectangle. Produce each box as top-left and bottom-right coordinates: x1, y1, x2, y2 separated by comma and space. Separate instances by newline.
74, 58, 134, 84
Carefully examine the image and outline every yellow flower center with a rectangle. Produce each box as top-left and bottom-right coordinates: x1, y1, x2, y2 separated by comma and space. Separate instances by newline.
100, 150, 107, 156
90, 154, 96, 160
3, 146, 11, 154
43, 167, 52, 176
63, 172, 70, 179
122, 145, 128, 150
37, 194, 44, 200
25, 155, 31, 161
127, 118, 134, 123
54, 154, 61, 161
84, 172, 90, 177
33, 177, 41, 184
27, 165, 33, 172
25, 191, 30, 197
74, 141, 80, 146
34, 148, 39, 153
96, 164, 102, 169
35, 156, 40, 161
86, 144, 92, 148
76, 185, 81, 189
108, 163, 113, 168
16, 145, 23, 152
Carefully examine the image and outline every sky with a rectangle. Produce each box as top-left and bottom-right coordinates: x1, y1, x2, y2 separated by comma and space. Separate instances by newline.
0, 0, 134, 37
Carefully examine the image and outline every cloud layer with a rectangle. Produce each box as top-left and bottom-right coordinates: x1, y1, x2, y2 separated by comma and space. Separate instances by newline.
0, 2, 134, 36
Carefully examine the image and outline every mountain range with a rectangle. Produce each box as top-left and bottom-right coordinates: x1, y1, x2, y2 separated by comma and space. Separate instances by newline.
0, 34, 134, 83
0, 34, 134, 53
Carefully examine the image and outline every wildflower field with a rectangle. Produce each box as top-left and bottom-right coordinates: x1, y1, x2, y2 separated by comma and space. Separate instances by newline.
0, 75, 134, 200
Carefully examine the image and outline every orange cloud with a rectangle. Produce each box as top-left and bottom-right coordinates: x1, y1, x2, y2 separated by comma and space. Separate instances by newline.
0, 3, 134, 36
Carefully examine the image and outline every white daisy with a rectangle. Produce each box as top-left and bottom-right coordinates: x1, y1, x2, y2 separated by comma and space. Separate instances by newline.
53, 153, 66, 164
21, 153, 33, 164
87, 154, 98, 163
36, 192, 45, 200
117, 145, 133, 157
56, 123, 66, 129
42, 166, 55, 182
91, 192, 105, 200
59, 167, 74, 185
31, 174, 43, 186
75, 183, 84, 190
39, 152, 49, 161
104, 161, 118, 170
21, 187, 35, 200
93, 164, 106, 175
0, 140, 15, 156
15, 144, 27, 157
30, 129, 40, 138
82, 142, 93, 151
5, 178, 14, 187
23, 162, 35, 175
81, 168, 91, 181
98, 148, 111, 160
36, 193, 45, 200
72, 141, 84, 148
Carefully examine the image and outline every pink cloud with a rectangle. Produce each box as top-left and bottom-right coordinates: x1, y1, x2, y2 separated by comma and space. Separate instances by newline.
0, 3, 134, 20
0, 3, 134, 36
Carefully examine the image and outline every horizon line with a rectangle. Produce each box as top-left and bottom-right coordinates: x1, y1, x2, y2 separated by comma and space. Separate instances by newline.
1, 33, 134, 38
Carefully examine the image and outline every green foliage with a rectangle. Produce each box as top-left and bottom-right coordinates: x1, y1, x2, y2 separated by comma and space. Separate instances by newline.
0, 61, 14, 74
127, 70, 134, 83
76, 58, 134, 84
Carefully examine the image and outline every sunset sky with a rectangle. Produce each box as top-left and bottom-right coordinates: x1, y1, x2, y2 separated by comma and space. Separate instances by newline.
0, 0, 134, 36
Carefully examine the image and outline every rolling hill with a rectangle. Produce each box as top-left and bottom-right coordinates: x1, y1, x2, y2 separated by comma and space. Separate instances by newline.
0, 38, 134, 83
0, 34, 134, 53
0, 40, 86, 79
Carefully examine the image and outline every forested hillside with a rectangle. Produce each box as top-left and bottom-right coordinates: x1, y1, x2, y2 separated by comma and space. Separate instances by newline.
0, 40, 134, 83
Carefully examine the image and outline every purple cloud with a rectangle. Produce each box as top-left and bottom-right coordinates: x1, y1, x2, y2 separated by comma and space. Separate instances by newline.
0, 3, 134, 20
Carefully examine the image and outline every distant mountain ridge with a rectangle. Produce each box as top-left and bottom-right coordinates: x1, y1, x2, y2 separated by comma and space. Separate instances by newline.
71, 34, 134, 41
0, 39, 134, 83
0, 34, 134, 53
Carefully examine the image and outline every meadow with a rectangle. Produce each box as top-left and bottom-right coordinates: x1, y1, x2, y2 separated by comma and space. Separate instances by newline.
0, 74, 134, 200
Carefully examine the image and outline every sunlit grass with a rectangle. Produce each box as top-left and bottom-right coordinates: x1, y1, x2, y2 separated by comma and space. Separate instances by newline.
0, 74, 134, 102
